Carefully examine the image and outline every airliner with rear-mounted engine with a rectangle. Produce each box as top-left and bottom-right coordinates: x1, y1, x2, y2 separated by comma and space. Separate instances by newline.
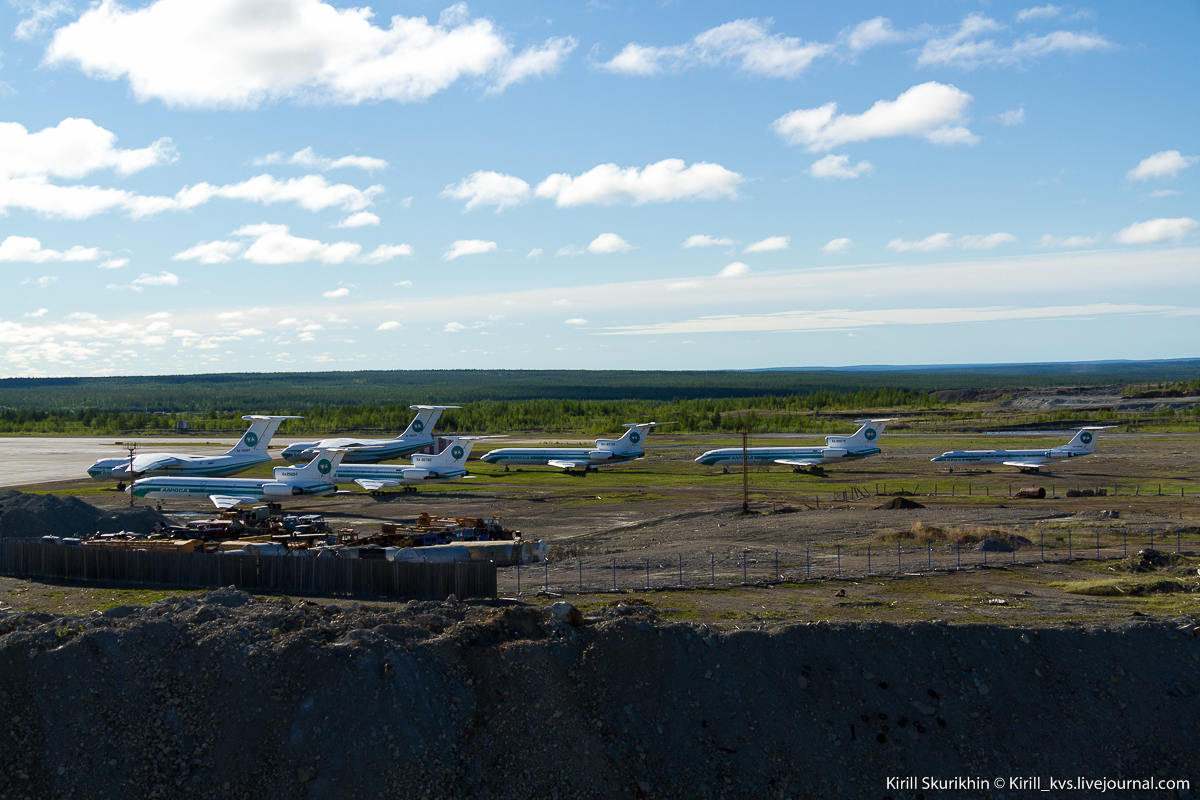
479, 423, 673, 472
931, 427, 1114, 473
694, 419, 895, 472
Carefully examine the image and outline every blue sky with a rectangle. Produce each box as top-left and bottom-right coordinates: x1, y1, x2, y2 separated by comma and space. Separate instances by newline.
0, 0, 1197, 377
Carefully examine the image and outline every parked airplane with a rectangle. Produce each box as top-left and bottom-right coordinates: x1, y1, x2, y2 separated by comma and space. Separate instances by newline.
128, 447, 349, 509
279, 405, 460, 464
930, 427, 1115, 473
479, 423, 673, 472
88, 415, 301, 482
336, 436, 492, 493
694, 419, 896, 472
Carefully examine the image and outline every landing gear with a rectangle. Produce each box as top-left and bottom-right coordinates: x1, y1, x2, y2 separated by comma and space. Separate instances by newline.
504, 466, 510, 472
115, 481, 125, 492
722, 466, 729, 474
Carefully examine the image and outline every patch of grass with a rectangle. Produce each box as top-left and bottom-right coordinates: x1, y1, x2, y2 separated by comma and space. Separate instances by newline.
1057, 573, 1200, 597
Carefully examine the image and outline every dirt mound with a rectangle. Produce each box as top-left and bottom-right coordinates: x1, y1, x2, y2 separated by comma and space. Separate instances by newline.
0, 490, 171, 540
1, 594, 1197, 799
875, 496, 925, 510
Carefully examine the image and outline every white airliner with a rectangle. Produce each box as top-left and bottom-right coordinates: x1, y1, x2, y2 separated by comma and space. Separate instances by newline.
479, 423, 673, 472
694, 419, 896, 471
87, 415, 301, 481
279, 405, 460, 464
335, 436, 491, 492
931, 427, 1114, 472
129, 447, 349, 509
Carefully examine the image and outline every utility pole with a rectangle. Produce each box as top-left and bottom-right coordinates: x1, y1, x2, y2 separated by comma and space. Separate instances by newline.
741, 430, 749, 515
126, 443, 138, 507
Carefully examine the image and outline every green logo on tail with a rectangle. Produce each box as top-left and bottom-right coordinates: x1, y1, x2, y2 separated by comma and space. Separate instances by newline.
412, 419, 424, 433
317, 459, 332, 475
451, 445, 465, 460
864, 428, 877, 441
1080, 431, 1093, 445
243, 432, 259, 448
629, 431, 641, 444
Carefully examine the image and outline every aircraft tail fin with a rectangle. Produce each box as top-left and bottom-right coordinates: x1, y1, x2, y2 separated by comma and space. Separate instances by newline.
1064, 426, 1114, 452
227, 415, 303, 455
398, 405, 461, 440
412, 436, 496, 467
290, 448, 349, 481
827, 418, 895, 448
602, 422, 676, 453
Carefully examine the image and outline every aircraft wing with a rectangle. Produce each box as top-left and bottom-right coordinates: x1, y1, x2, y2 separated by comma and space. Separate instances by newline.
208, 495, 261, 509
547, 459, 591, 470
1002, 460, 1048, 469
774, 458, 823, 467
130, 454, 195, 472
355, 479, 402, 491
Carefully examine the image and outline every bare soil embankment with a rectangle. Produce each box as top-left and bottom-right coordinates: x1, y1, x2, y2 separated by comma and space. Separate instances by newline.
2, 590, 1199, 800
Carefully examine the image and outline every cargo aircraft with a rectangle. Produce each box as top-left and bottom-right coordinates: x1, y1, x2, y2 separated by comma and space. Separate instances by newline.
335, 436, 493, 493
88, 415, 301, 482
931, 427, 1114, 473
694, 419, 896, 472
279, 405, 460, 464
479, 423, 673, 472
128, 447, 349, 509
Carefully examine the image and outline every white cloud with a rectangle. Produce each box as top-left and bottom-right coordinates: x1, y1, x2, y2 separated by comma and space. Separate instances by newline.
0, 118, 175, 180
173, 224, 361, 265
1127, 151, 1198, 182
107, 271, 179, 292
599, 18, 832, 78
887, 232, 954, 252
395, 280, 413, 287
442, 171, 531, 212
668, 281, 699, 291
526, 248, 543, 259
564, 318, 588, 325
443, 239, 497, 261
14, 0, 73, 39
335, 212, 380, 228
253, 147, 387, 172
1037, 234, 1098, 248
377, 320, 402, 331
809, 154, 873, 179
842, 17, 912, 52
491, 36, 578, 93
744, 236, 789, 253
99, 257, 129, 269
1148, 189, 1181, 198
822, 237, 853, 253
1114, 217, 1199, 245
1016, 6, 1061, 22
717, 262, 749, 278
998, 106, 1026, 126
682, 235, 734, 248
443, 321, 466, 333
774, 82, 977, 153
588, 233, 633, 254
917, 12, 1111, 69
360, 244, 413, 263
46, 0, 568, 108
0, 235, 100, 263
556, 245, 584, 258
323, 287, 350, 298
25, 276, 59, 288
888, 232, 1015, 252
535, 159, 742, 207
25, 308, 49, 318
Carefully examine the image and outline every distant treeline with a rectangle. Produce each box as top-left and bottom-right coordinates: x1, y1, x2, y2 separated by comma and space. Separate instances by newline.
0, 389, 941, 436
2, 363, 1198, 414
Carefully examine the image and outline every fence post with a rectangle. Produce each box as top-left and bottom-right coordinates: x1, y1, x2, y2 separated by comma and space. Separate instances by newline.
806, 547, 810, 579
837, 545, 841, 576
1012, 534, 1016, 564
775, 549, 779, 581
612, 557, 617, 591
956, 538, 960, 570
867, 543, 872, 575
1096, 530, 1100, 560
743, 550, 748, 583
517, 562, 521, 594
897, 540, 901, 574
545, 559, 549, 592
678, 554, 683, 587
579, 559, 583, 592
1178, 529, 1181, 554
646, 558, 650, 590
1041, 531, 1044, 562
711, 553, 715, 586
927, 540, 931, 571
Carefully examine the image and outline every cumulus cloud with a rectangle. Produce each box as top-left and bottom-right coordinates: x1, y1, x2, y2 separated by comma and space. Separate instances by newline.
443, 239, 497, 261
682, 235, 735, 248
917, 12, 1111, 69
888, 232, 1016, 252
0, 118, 175, 180
99, 257, 129, 269
107, 271, 180, 292
322, 287, 350, 298
822, 237, 853, 253
588, 233, 633, 254
744, 236, 789, 253
442, 171, 531, 212
997, 106, 1026, 126
0, 235, 100, 263
535, 159, 742, 207
25, 308, 49, 318
526, 248, 543, 259
598, 18, 832, 78
335, 211, 380, 228
45, 0, 572, 108
773, 82, 977, 152
809, 154, 873, 179
14, 0, 73, 39
443, 321, 466, 333
377, 320, 401, 331
253, 147, 387, 172
1114, 217, 1199, 245
841, 17, 913, 53
173, 224, 362, 265
1016, 6, 1061, 22
1037, 234, 1098, 248
360, 244, 414, 263
1126, 151, 1198, 182
717, 262, 749, 278
564, 318, 588, 325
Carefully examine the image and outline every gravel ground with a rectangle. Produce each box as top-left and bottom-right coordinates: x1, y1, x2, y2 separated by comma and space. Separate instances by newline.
1, 589, 1199, 799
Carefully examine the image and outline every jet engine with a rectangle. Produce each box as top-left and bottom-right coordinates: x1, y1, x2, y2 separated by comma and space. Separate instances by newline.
262, 483, 304, 496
